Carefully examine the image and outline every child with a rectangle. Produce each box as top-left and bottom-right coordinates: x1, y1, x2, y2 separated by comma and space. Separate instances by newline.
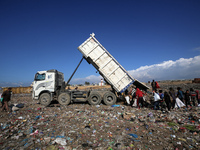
184, 90, 191, 108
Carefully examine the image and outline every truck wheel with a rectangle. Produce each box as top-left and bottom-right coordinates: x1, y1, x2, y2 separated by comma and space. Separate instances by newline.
103, 91, 116, 106
39, 93, 51, 106
88, 92, 101, 105
58, 93, 71, 105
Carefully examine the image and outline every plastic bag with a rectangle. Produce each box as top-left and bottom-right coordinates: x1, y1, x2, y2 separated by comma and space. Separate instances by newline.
174, 98, 185, 108
132, 98, 137, 107
154, 93, 160, 101
16, 103, 24, 108
12, 106, 19, 111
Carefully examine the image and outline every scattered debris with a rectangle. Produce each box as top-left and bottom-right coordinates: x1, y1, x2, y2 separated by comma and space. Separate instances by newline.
0, 93, 199, 149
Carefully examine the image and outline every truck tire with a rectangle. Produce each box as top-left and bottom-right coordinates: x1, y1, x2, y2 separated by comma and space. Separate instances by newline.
58, 93, 71, 105
88, 92, 101, 105
103, 91, 116, 106
39, 93, 51, 106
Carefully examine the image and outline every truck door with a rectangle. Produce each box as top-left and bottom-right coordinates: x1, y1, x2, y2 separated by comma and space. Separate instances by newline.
33, 72, 55, 99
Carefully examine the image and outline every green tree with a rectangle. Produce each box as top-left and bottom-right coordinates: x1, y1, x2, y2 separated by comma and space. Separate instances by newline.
85, 81, 90, 85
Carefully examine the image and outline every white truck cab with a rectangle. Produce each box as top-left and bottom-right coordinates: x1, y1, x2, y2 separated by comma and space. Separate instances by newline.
32, 69, 65, 105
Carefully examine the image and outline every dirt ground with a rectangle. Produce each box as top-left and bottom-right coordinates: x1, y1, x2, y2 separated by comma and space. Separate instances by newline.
0, 90, 200, 150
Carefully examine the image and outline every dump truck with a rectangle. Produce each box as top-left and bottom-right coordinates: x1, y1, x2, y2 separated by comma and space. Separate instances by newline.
32, 33, 149, 106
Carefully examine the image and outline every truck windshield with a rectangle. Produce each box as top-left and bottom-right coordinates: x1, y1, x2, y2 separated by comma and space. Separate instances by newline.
35, 73, 45, 81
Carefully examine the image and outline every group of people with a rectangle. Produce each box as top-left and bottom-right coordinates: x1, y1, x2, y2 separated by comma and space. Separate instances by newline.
0, 87, 12, 112
124, 80, 200, 111
153, 87, 200, 111
124, 86, 146, 109
151, 80, 200, 111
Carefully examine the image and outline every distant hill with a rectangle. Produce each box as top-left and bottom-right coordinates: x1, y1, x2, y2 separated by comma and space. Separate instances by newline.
0, 82, 31, 88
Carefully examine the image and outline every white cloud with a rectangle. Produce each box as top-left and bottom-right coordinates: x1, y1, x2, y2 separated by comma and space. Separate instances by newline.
129, 55, 200, 82
193, 47, 200, 51
69, 55, 200, 85
71, 75, 102, 85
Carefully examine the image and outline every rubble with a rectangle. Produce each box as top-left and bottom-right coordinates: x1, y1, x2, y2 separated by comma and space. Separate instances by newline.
0, 94, 199, 150
192, 78, 200, 83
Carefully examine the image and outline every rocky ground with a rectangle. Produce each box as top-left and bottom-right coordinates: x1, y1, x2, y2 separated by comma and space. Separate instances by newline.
0, 92, 200, 150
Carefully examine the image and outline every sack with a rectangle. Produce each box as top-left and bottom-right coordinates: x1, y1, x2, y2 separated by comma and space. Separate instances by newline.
12, 106, 19, 111
16, 103, 24, 108
175, 98, 185, 108
154, 93, 161, 101
132, 98, 137, 107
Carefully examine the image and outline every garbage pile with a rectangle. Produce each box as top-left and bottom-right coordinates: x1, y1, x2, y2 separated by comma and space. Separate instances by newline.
0, 94, 200, 150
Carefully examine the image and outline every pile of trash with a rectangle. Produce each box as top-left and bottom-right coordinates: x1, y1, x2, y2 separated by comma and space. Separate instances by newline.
0, 94, 199, 150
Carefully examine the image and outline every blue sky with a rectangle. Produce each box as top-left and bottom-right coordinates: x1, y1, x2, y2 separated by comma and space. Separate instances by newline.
0, 0, 200, 87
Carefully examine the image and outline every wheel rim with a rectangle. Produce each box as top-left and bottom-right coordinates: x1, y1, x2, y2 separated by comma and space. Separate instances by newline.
61, 96, 67, 102
105, 96, 114, 102
42, 97, 48, 103
103, 92, 116, 105
58, 93, 70, 105
91, 96, 99, 103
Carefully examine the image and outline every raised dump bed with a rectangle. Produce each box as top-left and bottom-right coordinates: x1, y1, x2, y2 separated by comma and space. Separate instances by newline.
78, 33, 149, 92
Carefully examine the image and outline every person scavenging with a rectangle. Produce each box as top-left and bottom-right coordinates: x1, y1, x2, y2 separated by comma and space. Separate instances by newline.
1, 87, 12, 112
164, 91, 172, 111
169, 87, 176, 109
151, 80, 157, 92
190, 88, 196, 106
153, 91, 161, 110
135, 88, 145, 109
177, 87, 184, 102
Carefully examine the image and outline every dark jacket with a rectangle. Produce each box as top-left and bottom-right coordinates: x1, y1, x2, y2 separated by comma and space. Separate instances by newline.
185, 92, 190, 101
2, 90, 12, 101
164, 92, 171, 103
